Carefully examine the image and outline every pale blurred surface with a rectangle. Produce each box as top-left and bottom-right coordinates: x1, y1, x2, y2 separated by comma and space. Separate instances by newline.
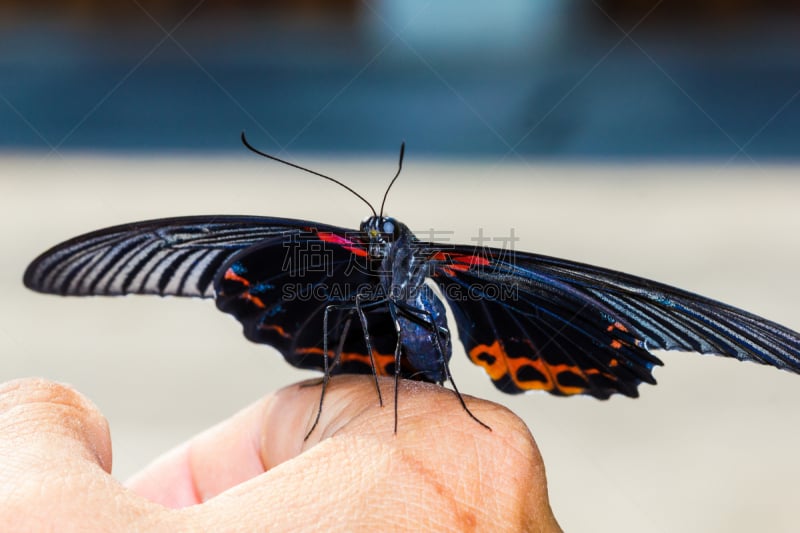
3, 155, 799, 532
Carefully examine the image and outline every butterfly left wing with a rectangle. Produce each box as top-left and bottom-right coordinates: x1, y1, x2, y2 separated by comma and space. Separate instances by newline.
24, 216, 443, 381
23, 215, 342, 298
428, 244, 800, 398
23, 216, 411, 377
213, 228, 406, 377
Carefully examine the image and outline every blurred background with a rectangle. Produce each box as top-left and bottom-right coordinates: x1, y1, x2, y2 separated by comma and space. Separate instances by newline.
1, 0, 798, 156
2, 2, 800, 532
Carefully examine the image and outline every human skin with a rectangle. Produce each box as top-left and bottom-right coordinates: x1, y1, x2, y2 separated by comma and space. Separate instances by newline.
0, 376, 561, 532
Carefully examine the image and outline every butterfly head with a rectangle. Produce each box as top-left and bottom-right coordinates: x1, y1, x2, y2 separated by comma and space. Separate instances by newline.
361, 215, 407, 258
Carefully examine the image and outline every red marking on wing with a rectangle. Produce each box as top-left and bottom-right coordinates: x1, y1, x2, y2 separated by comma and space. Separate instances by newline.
440, 266, 459, 276
317, 231, 368, 257
433, 252, 491, 276
454, 254, 490, 266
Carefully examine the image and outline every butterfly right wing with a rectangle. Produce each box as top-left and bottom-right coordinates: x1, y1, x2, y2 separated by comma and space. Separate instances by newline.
427, 243, 800, 399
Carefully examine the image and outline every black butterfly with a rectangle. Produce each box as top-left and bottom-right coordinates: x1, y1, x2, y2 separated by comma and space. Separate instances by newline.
23, 135, 800, 431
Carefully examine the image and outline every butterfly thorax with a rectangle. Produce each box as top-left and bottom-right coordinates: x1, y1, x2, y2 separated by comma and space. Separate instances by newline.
360, 215, 426, 299
361, 215, 452, 382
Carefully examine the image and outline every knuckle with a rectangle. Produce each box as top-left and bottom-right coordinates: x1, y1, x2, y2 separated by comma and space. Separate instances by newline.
0, 378, 110, 471
0, 378, 95, 417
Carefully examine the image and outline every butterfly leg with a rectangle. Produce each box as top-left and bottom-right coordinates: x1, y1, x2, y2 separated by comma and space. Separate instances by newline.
434, 325, 491, 431
355, 293, 385, 407
393, 301, 491, 432
305, 305, 357, 440
385, 299, 405, 433
331, 312, 353, 369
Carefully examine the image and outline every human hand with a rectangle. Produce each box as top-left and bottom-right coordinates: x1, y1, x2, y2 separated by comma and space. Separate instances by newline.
0, 376, 560, 531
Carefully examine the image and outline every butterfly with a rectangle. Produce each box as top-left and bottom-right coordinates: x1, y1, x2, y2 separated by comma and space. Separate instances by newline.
23, 134, 800, 433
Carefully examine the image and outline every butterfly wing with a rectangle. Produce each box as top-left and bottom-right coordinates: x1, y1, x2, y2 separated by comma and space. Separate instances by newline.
428, 245, 800, 398
23, 215, 409, 378
213, 228, 405, 376
23, 215, 348, 298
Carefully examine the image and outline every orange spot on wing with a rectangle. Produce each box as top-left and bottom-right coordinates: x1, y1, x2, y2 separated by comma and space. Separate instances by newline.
260, 324, 290, 338
606, 321, 629, 333
468, 340, 509, 381
469, 340, 557, 392
607, 321, 640, 350
224, 268, 266, 307
468, 339, 619, 395
295, 347, 395, 376
241, 293, 266, 308
224, 269, 250, 286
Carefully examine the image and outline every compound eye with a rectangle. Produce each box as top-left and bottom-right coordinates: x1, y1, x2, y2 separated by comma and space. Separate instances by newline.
381, 219, 395, 235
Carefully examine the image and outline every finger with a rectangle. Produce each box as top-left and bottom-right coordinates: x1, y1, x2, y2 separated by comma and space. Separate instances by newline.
0, 378, 112, 474
129, 374, 559, 530
127, 374, 345, 506
0, 378, 172, 531
125, 396, 275, 507
298, 375, 560, 531
190, 375, 558, 531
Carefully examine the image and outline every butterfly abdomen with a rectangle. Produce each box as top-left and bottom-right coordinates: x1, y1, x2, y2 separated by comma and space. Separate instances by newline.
396, 284, 452, 383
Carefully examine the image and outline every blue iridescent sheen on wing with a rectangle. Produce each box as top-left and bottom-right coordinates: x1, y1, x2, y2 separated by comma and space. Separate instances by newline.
213, 229, 402, 377
428, 244, 800, 397
24, 214, 800, 401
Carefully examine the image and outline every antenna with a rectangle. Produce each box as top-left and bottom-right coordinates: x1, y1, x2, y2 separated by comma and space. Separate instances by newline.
241, 132, 377, 217
379, 141, 405, 218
